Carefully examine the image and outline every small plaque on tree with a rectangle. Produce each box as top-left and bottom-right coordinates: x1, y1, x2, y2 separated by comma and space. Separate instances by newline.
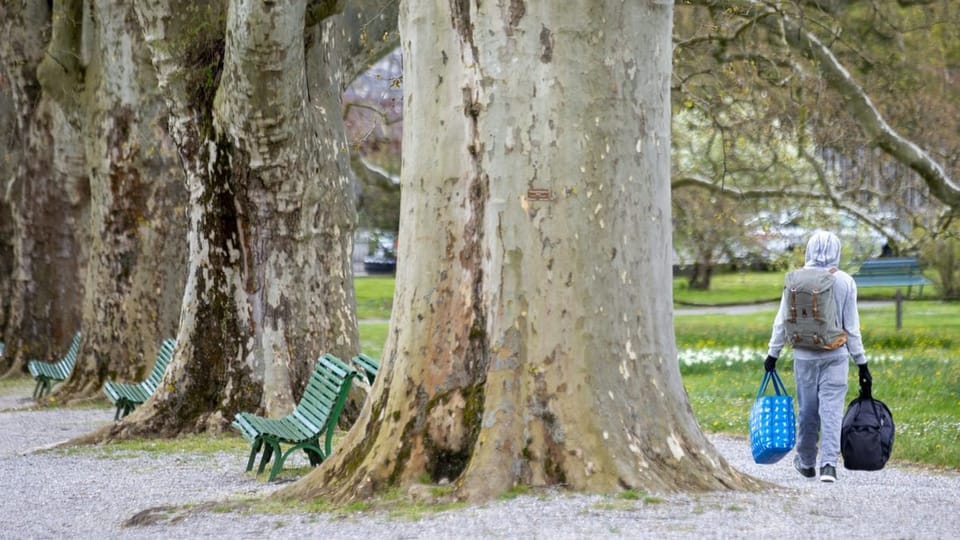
527, 188, 552, 201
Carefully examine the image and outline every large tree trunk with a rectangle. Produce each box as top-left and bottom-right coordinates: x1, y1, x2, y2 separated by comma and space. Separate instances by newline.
0, 67, 15, 336
283, 1, 755, 503
0, 3, 88, 377
72, 0, 361, 439
44, 0, 189, 401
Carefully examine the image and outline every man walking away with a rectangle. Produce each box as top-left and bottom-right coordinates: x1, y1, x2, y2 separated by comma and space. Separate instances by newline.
763, 231, 872, 483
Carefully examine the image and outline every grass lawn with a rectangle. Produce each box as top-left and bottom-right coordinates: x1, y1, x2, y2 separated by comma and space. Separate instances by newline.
355, 276, 396, 320
673, 271, 784, 305
356, 272, 960, 470
359, 321, 388, 361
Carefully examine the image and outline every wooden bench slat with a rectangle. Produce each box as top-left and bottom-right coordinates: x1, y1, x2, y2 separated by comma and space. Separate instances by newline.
298, 395, 336, 420
353, 353, 380, 385
295, 386, 335, 417
300, 383, 337, 410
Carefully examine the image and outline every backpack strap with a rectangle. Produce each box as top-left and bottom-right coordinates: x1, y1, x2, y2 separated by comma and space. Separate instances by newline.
813, 268, 839, 320
788, 286, 797, 323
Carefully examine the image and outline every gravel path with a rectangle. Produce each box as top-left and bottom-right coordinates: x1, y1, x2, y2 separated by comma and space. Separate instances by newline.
1, 381, 957, 539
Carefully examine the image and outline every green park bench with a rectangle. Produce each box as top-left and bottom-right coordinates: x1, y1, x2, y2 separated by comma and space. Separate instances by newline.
353, 353, 380, 385
0, 341, 4, 357
853, 257, 932, 329
231, 353, 359, 481
852, 257, 931, 298
27, 332, 83, 399
102, 338, 177, 420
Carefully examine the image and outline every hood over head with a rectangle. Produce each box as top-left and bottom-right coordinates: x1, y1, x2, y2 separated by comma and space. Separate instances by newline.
804, 230, 841, 268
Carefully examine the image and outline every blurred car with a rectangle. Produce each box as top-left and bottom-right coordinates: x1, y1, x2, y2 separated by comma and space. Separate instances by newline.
362, 231, 397, 274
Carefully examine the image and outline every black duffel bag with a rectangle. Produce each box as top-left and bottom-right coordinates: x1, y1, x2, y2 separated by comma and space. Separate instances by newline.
840, 387, 895, 471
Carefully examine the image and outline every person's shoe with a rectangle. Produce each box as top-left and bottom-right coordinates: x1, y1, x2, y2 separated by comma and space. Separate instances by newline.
820, 464, 837, 483
794, 455, 815, 479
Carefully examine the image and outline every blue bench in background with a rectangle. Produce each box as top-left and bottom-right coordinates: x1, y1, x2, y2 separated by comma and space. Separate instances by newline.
852, 257, 931, 298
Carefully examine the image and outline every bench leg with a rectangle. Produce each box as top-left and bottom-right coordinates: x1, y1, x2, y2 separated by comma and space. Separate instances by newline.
303, 438, 324, 466
257, 441, 279, 475
114, 404, 123, 422
269, 452, 286, 481
270, 446, 300, 482
245, 439, 263, 472
304, 447, 322, 466
33, 378, 49, 400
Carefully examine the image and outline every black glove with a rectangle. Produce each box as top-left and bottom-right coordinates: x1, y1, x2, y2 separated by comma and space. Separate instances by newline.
764, 355, 777, 372
858, 364, 873, 399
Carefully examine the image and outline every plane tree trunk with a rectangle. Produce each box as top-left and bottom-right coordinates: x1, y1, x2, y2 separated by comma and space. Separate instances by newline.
46, 0, 189, 401
0, 3, 88, 377
76, 0, 363, 439
281, 1, 756, 504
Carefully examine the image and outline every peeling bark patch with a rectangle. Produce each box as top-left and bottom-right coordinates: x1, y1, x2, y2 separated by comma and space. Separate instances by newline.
450, 0, 473, 44
667, 433, 686, 460
539, 26, 553, 63
507, 0, 526, 34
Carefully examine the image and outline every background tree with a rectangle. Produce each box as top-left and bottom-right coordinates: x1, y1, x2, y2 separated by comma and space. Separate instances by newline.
344, 50, 403, 236
35, 0, 189, 401
281, 1, 755, 504
72, 0, 400, 439
0, 3, 88, 376
0, 66, 14, 335
673, 0, 960, 254
919, 219, 960, 299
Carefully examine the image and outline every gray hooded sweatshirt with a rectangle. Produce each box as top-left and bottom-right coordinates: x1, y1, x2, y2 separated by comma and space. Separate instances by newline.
767, 231, 868, 364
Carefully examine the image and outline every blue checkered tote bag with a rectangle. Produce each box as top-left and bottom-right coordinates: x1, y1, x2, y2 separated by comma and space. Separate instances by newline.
749, 369, 796, 464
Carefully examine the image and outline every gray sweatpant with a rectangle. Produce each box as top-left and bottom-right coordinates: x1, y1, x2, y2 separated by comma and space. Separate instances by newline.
793, 355, 849, 468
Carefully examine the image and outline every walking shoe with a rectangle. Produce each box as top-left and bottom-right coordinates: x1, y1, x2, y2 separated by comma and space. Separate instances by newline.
793, 455, 815, 479
820, 464, 837, 483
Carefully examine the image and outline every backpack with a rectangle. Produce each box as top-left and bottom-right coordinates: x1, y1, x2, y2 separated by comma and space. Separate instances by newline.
841, 394, 895, 471
783, 267, 847, 350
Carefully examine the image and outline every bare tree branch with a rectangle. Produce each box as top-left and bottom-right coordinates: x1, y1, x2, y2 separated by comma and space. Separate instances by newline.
703, 0, 960, 208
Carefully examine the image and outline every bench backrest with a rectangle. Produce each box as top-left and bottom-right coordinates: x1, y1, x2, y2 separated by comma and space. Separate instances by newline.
854, 257, 922, 275
142, 338, 177, 393
353, 353, 380, 385
57, 332, 84, 379
293, 354, 357, 442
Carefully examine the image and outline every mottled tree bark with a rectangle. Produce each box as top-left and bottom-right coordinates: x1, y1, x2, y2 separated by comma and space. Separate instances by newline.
0, 66, 17, 347
50, 0, 188, 401
72, 0, 365, 439
283, 1, 755, 504
0, 3, 88, 376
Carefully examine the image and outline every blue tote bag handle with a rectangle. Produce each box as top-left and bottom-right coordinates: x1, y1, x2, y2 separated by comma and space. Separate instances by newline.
756, 369, 789, 400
